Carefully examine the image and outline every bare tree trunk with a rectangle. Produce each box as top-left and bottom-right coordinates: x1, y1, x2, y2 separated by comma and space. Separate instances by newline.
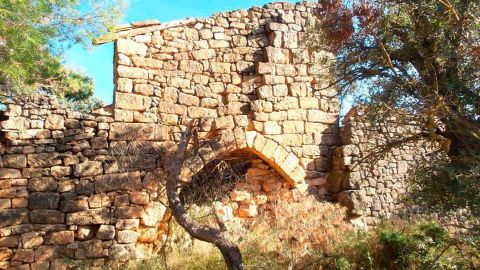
163, 122, 245, 270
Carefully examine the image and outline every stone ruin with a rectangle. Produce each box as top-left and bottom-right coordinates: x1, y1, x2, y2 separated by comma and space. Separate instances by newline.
0, 1, 439, 269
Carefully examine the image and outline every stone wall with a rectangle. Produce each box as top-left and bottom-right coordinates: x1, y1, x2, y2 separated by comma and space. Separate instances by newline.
329, 109, 441, 226
0, 95, 170, 269
0, 1, 455, 268
110, 0, 338, 188
0, 2, 338, 268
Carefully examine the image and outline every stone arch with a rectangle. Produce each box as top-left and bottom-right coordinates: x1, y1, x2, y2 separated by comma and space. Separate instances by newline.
182, 129, 308, 191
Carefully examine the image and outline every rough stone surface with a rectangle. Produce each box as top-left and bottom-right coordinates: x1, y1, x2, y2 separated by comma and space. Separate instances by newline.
0, 2, 381, 269
329, 109, 443, 226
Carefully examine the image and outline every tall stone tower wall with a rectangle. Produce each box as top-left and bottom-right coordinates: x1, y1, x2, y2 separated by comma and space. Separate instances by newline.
110, 1, 339, 185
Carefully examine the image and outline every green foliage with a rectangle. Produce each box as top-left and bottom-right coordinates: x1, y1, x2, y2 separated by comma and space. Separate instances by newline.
126, 219, 479, 270
410, 155, 480, 218
309, 0, 480, 154
0, 0, 125, 110
328, 220, 480, 270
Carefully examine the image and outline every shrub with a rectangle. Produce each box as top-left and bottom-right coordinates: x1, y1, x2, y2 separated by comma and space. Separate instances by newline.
327, 220, 480, 270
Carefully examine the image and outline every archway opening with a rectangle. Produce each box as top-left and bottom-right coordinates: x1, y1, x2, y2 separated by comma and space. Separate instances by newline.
179, 149, 296, 220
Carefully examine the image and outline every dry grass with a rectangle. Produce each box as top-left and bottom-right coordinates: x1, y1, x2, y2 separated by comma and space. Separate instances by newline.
239, 195, 352, 268
127, 195, 352, 269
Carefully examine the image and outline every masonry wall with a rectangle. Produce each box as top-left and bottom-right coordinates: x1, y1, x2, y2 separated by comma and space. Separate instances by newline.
0, 95, 171, 269
111, 1, 339, 185
0, 2, 339, 268
329, 109, 441, 226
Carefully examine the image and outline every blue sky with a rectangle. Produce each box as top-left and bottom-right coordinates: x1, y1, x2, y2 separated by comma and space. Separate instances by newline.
64, 0, 299, 104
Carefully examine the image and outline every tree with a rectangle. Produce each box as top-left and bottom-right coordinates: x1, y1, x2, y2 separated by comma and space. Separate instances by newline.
0, 0, 125, 109
163, 122, 245, 270
308, 0, 479, 220
309, 0, 479, 156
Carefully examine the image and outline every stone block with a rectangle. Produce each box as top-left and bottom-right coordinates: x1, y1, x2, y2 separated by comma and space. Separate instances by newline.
273, 146, 289, 166
115, 206, 144, 219
305, 122, 329, 133
0, 169, 21, 179
75, 240, 103, 259
66, 209, 110, 225
132, 57, 163, 69
281, 153, 300, 175
283, 32, 298, 48
299, 97, 319, 109
179, 60, 203, 73
129, 192, 148, 205
115, 219, 140, 230
266, 22, 289, 32
168, 77, 190, 88
117, 65, 149, 79
257, 85, 273, 99
116, 230, 139, 244
96, 225, 115, 240
251, 100, 273, 113
117, 38, 147, 56
187, 107, 217, 118
268, 31, 282, 47
59, 199, 89, 213
12, 249, 34, 263
214, 116, 235, 130
273, 96, 299, 110
27, 153, 61, 167
45, 114, 64, 130
115, 92, 152, 111
273, 84, 288, 97
210, 62, 231, 73
283, 121, 305, 134
44, 231, 74, 245
28, 192, 60, 210
2, 155, 27, 169
141, 202, 166, 227
178, 93, 200, 106
74, 161, 103, 177
76, 225, 96, 241
289, 82, 308, 96
1, 117, 28, 130
257, 62, 274, 74
20, 233, 43, 249
114, 109, 134, 122
30, 210, 64, 224
116, 78, 133, 93
0, 188, 15, 199
109, 244, 136, 261
94, 171, 141, 193
265, 47, 290, 64
50, 166, 71, 178
88, 194, 111, 208
192, 49, 216, 60
109, 123, 169, 141
307, 111, 338, 124
33, 245, 62, 262
262, 140, 279, 159
0, 209, 28, 227
290, 166, 307, 184
263, 121, 281, 135
209, 40, 229, 48
0, 199, 11, 209
0, 236, 19, 248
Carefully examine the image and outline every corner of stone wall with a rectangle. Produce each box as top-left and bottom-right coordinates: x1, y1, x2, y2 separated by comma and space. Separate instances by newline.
329, 107, 442, 226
